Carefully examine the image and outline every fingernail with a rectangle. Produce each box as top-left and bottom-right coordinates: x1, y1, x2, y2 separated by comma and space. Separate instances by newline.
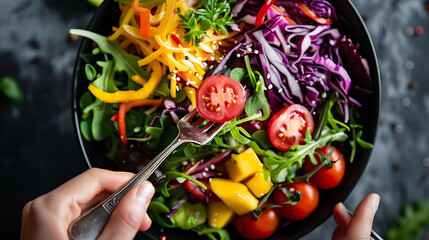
136, 182, 155, 204
338, 202, 347, 213
370, 194, 380, 212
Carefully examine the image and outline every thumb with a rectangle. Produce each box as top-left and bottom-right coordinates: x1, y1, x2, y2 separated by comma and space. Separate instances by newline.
97, 181, 155, 240
344, 193, 380, 240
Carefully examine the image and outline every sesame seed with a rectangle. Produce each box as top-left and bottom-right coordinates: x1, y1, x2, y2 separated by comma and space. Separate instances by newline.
268, 84, 273, 89
254, 50, 259, 54
247, 47, 252, 52
176, 86, 180, 91
204, 167, 209, 171
236, 53, 241, 58
278, 88, 283, 93
210, 164, 215, 170
182, 161, 188, 166
267, 73, 271, 79
202, 172, 207, 177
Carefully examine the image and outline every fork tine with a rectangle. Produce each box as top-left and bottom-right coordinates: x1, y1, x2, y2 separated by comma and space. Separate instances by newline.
201, 121, 215, 132
206, 122, 226, 136
193, 116, 206, 126
183, 109, 198, 121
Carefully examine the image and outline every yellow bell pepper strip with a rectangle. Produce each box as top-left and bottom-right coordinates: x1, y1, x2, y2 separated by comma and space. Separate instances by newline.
118, 102, 128, 145
184, 86, 196, 109
132, 0, 151, 38
152, 0, 175, 36
138, 48, 164, 66
88, 61, 163, 103
297, 2, 332, 25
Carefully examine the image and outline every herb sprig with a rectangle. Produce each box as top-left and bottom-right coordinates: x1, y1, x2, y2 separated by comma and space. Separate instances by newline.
179, 0, 235, 47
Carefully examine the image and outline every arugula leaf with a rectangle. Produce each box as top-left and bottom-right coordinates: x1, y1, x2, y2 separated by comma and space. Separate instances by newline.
349, 108, 374, 163
70, 29, 150, 81
264, 127, 348, 183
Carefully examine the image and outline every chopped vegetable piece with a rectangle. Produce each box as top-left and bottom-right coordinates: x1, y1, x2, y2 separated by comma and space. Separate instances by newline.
208, 201, 235, 229
244, 171, 273, 198
225, 148, 263, 182
210, 178, 258, 216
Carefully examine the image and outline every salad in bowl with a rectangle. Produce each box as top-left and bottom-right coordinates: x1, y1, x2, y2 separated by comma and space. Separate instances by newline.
71, 0, 380, 239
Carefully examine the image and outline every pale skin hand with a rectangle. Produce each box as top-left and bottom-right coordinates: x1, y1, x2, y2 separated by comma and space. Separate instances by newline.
21, 168, 155, 240
332, 193, 380, 240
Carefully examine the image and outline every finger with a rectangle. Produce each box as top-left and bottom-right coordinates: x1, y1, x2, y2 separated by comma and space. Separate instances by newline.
98, 181, 155, 240
43, 168, 135, 223
140, 213, 152, 231
332, 227, 344, 240
344, 193, 380, 240
333, 202, 352, 230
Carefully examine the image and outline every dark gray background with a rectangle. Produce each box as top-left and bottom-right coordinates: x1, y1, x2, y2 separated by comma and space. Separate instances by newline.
1, 0, 428, 239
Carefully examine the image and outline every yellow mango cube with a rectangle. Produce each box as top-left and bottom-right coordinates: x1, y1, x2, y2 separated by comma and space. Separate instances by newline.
225, 148, 263, 182
208, 201, 235, 228
244, 171, 273, 198
210, 178, 258, 216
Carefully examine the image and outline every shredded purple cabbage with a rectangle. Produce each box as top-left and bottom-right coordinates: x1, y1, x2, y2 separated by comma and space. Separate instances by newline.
212, 0, 372, 122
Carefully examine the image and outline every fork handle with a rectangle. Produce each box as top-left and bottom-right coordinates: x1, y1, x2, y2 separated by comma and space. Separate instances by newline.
68, 135, 187, 240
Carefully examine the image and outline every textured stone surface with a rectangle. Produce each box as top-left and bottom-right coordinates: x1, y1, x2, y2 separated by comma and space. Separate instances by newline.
1, 0, 428, 239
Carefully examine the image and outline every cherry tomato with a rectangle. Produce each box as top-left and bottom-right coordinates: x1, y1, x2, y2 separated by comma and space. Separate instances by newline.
196, 75, 245, 123
302, 146, 346, 189
183, 179, 217, 202
268, 104, 314, 151
233, 202, 280, 240
273, 181, 319, 221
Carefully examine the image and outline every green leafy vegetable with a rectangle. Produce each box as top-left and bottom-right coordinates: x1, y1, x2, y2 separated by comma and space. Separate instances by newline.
243, 55, 270, 121
264, 127, 348, 183
387, 200, 429, 240
192, 225, 231, 240
349, 108, 374, 163
178, 0, 235, 47
0, 77, 23, 104
70, 29, 150, 81
170, 202, 207, 230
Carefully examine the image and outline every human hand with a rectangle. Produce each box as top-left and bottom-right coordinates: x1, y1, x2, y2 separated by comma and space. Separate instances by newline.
21, 168, 155, 240
332, 193, 380, 240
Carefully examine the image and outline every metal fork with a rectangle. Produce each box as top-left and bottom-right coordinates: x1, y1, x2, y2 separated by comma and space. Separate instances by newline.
68, 109, 225, 240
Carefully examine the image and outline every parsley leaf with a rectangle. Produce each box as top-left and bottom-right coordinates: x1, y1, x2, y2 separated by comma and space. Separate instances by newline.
179, 0, 235, 47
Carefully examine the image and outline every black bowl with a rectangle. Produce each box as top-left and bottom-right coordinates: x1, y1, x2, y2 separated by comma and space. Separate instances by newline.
72, 0, 380, 239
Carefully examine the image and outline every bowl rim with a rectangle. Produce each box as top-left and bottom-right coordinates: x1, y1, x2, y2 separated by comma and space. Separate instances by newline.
70, 0, 382, 238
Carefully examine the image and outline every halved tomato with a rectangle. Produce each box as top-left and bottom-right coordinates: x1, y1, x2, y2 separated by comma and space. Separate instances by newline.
196, 75, 245, 123
268, 104, 314, 151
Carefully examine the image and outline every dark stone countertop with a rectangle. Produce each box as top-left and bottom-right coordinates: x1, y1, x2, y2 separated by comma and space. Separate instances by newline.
1, 0, 428, 239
